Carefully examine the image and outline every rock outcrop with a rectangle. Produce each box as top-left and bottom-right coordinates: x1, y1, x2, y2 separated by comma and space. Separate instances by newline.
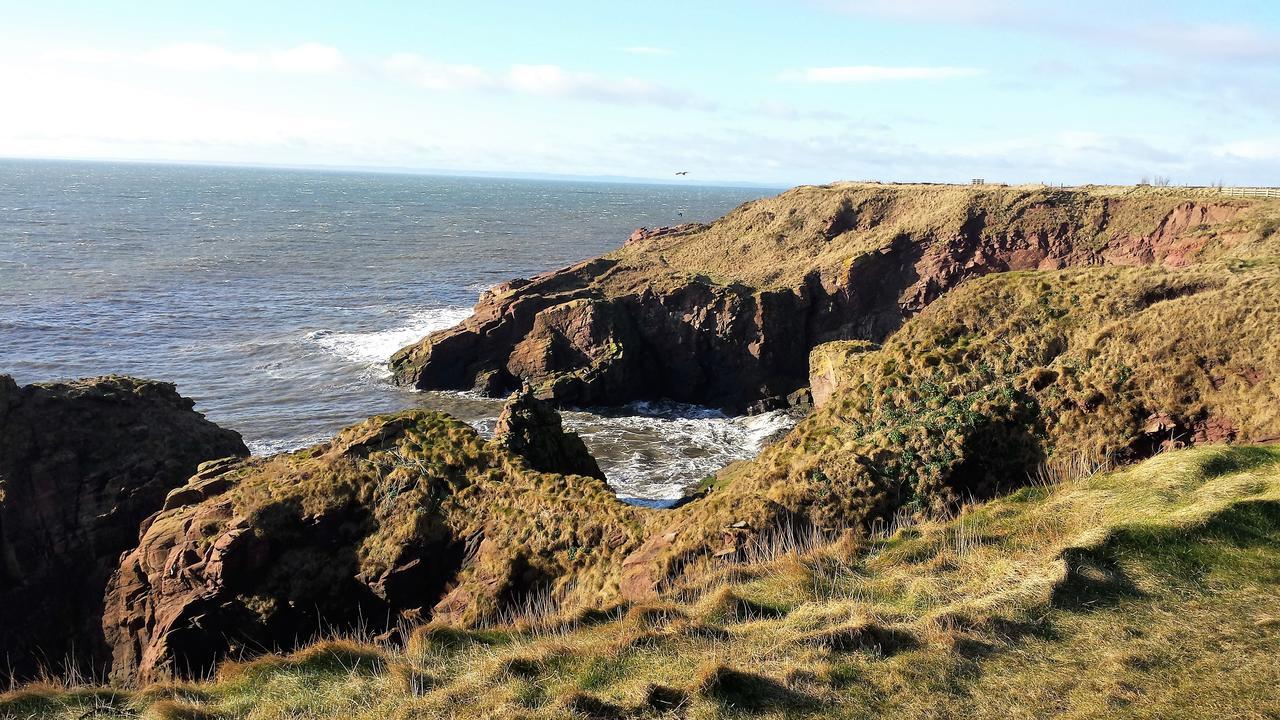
491, 390, 605, 480
103, 410, 646, 683
0, 375, 247, 681
390, 185, 1267, 413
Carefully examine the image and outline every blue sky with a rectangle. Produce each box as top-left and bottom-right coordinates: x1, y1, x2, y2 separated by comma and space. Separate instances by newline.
1, 0, 1278, 185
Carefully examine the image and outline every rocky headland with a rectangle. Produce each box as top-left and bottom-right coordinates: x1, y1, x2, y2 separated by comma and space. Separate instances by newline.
391, 183, 1267, 413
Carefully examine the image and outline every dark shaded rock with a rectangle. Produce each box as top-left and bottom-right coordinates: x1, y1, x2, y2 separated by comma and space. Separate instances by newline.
626, 223, 702, 246
0, 375, 247, 682
492, 391, 605, 480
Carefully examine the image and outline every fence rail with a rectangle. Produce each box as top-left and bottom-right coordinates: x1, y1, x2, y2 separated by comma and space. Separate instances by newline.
1222, 187, 1280, 198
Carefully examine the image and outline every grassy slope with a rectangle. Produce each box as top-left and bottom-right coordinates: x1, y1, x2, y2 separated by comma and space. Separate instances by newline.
7, 444, 1279, 719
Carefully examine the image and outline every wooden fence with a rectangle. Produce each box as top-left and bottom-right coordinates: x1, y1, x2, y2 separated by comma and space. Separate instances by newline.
1222, 187, 1280, 198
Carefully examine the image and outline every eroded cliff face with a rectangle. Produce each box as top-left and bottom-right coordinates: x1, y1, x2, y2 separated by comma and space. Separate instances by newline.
0, 375, 247, 681
103, 403, 647, 683
390, 185, 1264, 412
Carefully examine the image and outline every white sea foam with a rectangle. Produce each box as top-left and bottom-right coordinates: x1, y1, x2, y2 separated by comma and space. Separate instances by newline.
307, 307, 473, 370
246, 434, 334, 456
561, 401, 797, 503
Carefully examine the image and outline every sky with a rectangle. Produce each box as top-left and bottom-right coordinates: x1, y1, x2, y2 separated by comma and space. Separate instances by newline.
1, 0, 1278, 186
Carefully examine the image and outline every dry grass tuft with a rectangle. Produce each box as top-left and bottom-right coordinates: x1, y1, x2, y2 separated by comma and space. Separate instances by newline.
143, 699, 219, 720
695, 586, 789, 624
214, 640, 386, 682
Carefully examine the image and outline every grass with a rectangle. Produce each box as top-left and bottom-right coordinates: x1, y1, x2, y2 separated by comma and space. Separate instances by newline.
8, 444, 1280, 718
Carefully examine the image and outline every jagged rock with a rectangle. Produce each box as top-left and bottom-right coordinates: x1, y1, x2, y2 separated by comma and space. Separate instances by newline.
102, 410, 645, 683
492, 391, 605, 480
390, 185, 1254, 413
0, 375, 247, 681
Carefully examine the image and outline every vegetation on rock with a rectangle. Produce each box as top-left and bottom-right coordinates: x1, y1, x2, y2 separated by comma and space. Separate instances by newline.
621, 258, 1280, 598
103, 406, 644, 683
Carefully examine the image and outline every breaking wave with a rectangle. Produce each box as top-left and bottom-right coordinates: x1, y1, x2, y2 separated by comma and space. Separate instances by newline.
306, 307, 472, 373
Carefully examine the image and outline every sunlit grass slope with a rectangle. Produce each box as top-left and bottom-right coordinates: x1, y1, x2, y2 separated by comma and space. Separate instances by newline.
7, 444, 1279, 719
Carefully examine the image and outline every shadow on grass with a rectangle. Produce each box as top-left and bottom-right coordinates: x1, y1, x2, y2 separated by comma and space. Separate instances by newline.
697, 664, 819, 713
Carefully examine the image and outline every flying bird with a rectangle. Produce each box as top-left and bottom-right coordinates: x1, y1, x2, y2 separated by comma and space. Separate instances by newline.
675, 171, 689, 176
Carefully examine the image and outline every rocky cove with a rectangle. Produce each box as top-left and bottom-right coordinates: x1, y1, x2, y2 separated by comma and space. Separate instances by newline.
3, 182, 1280, 687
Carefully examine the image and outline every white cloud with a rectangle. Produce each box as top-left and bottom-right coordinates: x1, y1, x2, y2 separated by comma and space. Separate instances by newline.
782, 66, 984, 83
621, 46, 674, 56
138, 43, 261, 71
1134, 23, 1280, 62
268, 43, 346, 73
382, 54, 707, 108
1214, 138, 1280, 161
382, 53, 494, 90
820, 1, 1280, 64
47, 42, 346, 74
506, 64, 700, 107
819, 0, 1022, 23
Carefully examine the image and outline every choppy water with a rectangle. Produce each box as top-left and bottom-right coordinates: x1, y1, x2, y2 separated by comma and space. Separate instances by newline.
0, 159, 792, 502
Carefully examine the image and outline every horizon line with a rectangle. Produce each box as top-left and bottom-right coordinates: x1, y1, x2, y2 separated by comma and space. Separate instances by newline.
0, 154, 791, 190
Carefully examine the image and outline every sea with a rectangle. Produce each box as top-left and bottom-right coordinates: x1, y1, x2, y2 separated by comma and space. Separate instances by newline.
0, 159, 793, 504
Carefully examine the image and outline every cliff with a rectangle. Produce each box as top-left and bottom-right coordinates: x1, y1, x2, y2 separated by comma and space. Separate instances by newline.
7, 183, 1280, 703
390, 184, 1279, 412
0, 375, 247, 681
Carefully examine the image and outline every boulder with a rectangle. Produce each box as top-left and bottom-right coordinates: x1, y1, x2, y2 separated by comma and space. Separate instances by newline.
0, 375, 247, 681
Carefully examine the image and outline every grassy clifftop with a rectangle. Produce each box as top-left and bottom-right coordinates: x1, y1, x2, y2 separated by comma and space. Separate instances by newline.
603, 183, 1280, 291
10, 444, 1279, 718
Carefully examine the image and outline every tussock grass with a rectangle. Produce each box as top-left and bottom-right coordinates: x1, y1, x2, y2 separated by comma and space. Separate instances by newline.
10, 444, 1280, 718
